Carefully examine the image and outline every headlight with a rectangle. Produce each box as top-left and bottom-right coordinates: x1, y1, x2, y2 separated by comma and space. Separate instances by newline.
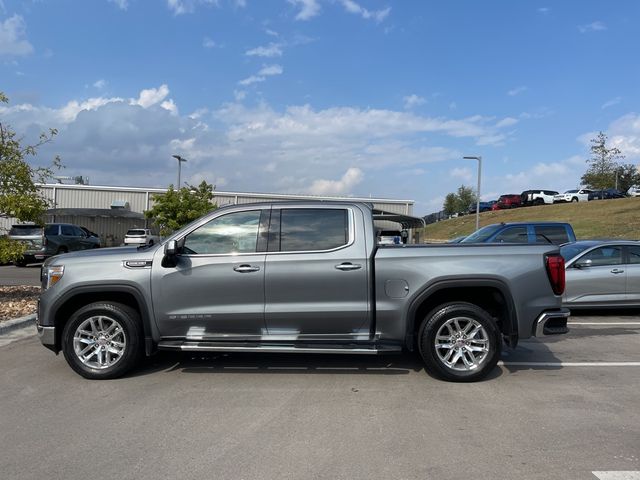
42, 265, 64, 290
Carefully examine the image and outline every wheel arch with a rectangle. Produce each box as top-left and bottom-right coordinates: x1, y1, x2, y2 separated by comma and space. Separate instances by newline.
50, 284, 155, 356
404, 279, 518, 351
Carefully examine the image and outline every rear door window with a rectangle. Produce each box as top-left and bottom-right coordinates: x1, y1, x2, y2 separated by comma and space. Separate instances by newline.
627, 246, 640, 264
44, 225, 59, 236
276, 208, 349, 252
61, 225, 74, 236
533, 226, 569, 244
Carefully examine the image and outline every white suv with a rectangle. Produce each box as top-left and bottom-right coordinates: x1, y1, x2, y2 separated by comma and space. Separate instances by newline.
123, 228, 159, 247
628, 186, 640, 197
553, 189, 591, 203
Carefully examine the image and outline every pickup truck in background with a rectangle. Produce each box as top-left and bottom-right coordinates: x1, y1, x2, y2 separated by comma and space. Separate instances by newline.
36, 202, 569, 382
123, 229, 160, 247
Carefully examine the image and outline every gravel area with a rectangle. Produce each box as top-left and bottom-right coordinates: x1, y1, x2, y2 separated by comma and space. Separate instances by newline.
0, 286, 39, 322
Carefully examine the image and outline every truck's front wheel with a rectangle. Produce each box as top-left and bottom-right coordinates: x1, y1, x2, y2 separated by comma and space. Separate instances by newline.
418, 302, 501, 382
62, 302, 142, 379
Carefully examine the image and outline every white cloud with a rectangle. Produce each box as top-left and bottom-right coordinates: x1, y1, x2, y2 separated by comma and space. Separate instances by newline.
202, 37, 216, 48
233, 0, 246, 7
108, 0, 129, 10
265, 29, 279, 37
0, 90, 528, 205
607, 113, 640, 159
495, 117, 518, 128
339, 0, 390, 22
449, 102, 457, 110
309, 168, 363, 195
167, 0, 218, 15
258, 64, 283, 76
58, 97, 124, 123
233, 90, 246, 101
578, 21, 606, 33
132, 84, 170, 108
288, 0, 321, 21
537, 7, 550, 14
601, 97, 621, 109
0, 14, 34, 57
403, 94, 426, 110
93, 79, 107, 89
245, 42, 283, 57
507, 86, 527, 96
238, 64, 283, 85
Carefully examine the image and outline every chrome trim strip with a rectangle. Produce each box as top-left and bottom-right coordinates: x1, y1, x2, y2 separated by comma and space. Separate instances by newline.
535, 309, 570, 336
158, 343, 401, 354
37, 324, 56, 346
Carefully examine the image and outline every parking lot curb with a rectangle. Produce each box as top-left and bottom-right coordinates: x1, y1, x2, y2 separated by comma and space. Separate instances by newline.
0, 314, 36, 335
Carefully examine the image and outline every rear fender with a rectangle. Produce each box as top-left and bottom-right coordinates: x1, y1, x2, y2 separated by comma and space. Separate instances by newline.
404, 278, 518, 350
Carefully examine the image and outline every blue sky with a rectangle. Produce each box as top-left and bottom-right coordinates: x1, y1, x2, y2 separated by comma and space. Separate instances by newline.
1, 0, 639, 214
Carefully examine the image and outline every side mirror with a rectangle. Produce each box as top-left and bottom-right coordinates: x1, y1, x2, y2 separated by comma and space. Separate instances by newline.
574, 258, 593, 269
165, 239, 177, 256
162, 239, 179, 268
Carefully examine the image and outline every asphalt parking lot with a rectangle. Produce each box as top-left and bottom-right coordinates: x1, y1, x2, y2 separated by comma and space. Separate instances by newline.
0, 264, 41, 286
1, 314, 639, 480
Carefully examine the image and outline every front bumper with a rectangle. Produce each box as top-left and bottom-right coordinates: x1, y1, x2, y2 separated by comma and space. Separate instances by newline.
534, 309, 570, 336
37, 323, 57, 351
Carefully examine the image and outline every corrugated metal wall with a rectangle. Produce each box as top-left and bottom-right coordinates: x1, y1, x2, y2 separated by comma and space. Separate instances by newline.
1, 184, 414, 235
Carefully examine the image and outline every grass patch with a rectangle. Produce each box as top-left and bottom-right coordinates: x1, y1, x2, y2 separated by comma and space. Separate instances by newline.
421, 197, 640, 242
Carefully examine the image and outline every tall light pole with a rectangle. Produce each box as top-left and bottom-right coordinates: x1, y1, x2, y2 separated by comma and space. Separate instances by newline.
463, 155, 482, 231
172, 154, 187, 188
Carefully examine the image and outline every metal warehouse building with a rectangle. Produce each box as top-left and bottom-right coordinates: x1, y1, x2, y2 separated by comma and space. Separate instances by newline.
2, 184, 419, 246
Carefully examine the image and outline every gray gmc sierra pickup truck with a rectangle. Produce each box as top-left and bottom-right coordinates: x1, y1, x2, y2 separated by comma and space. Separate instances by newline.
36, 201, 569, 382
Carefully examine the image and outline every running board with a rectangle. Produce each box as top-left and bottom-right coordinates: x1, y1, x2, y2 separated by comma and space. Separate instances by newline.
157, 341, 402, 355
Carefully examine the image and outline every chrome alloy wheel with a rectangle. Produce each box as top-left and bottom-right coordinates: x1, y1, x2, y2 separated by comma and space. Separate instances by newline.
72, 316, 127, 370
434, 316, 490, 371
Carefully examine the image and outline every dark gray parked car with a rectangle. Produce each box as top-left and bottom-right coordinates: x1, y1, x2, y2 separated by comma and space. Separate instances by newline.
460, 222, 576, 245
561, 240, 640, 308
8, 223, 100, 266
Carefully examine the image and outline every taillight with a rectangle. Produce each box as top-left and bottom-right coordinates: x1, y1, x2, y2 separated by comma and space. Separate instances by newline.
42, 235, 47, 247
546, 255, 565, 295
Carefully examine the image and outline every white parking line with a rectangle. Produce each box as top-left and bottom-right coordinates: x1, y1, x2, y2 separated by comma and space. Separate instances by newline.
592, 472, 640, 480
569, 322, 640, 326
500, 361, 640, 367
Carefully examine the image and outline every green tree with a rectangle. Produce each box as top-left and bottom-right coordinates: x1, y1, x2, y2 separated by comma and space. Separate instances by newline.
144, 181, 218, 236
456, 185, 478, 211
442, 185, 478, 215
443, 192, 458, 216
614, 163, 640, 193
581, 131, 625, 190
0, 92, 62, 263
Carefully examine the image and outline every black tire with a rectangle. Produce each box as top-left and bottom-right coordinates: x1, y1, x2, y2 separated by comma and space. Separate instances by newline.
62, 302, 143, 379
535, 198, 544, 206
571, 197, 578, 203
148, 240, 154, 246
14, 258, 27, 267
57, 247, 68, 254
418, 302, 501, 382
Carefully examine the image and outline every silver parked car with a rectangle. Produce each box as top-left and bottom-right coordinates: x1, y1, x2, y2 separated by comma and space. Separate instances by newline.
560, 240, 640, 308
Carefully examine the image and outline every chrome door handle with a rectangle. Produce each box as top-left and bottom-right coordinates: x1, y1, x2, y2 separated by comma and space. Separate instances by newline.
233, 265, 261, 273
610, 268, 624, 274
335, 263, 362, 271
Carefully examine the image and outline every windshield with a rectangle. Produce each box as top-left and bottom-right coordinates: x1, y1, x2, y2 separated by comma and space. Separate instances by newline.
9, 225, 42, 236
126, 229, 147, 236
460, 224, 503, 243
560, 243, 594, 261
565, 190, 578, 193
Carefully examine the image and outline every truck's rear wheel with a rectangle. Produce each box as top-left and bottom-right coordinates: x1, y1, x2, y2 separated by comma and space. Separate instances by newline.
62, 302, 142, 379
418, 302, 501, 382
